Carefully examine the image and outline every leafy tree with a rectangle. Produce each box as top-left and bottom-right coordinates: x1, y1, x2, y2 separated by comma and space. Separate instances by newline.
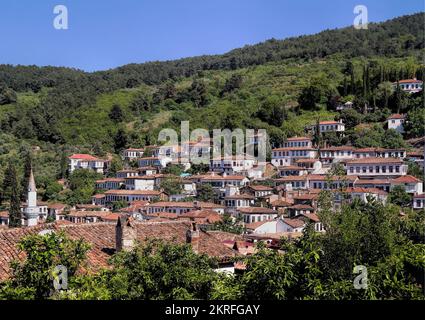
187, 163, 209, 175
113, 128, 128, 153
337, 108, 363, 130
106, 240, 218, 299
0, 87, 17, 105
0, 232, 90, 299
66, 169, 102, 205
376, 81, 394, 108
107, 156, 123, 178
388, 185, 412, 208
404, 107, 425, 138
298, 85, 322, 110
112, 200, 128, 211
160, 176, 182, 195
162, 164, 185, 176
221, 74, 243, 96
256, 96, 287, 127
197, 183, 215, 202
212, 214, 244, 234
108, 104, 124, 123
43, 181, 63, 202
382, 129, 406, 149
407, 161, 423, 179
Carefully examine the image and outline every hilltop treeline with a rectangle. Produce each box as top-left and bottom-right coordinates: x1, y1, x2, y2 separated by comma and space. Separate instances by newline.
1, 12, 424, 92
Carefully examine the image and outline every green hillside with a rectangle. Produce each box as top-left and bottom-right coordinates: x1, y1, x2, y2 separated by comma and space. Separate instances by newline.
0, 12, 424, 186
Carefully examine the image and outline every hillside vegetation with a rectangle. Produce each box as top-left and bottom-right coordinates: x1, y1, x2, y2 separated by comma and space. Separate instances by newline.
0, 12, 424, 190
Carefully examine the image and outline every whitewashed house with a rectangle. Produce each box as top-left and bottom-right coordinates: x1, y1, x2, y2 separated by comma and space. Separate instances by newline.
387, 114, 406, 133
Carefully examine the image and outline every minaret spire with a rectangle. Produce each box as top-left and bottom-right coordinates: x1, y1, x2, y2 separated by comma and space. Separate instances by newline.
25, 167, 38, 226
28, 168, 36, 193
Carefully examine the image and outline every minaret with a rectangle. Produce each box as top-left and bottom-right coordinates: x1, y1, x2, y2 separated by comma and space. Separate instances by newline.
24, 168, 39, 226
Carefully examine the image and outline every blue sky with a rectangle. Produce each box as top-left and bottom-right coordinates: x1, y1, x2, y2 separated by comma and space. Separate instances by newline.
0, 0, 423, 71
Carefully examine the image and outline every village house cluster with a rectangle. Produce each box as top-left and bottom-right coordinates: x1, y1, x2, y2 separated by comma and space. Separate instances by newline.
0, 102, 423, 277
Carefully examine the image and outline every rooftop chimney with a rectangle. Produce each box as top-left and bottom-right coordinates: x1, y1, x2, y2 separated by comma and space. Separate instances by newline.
186, 222, 200, 254
116, 216, 137, 253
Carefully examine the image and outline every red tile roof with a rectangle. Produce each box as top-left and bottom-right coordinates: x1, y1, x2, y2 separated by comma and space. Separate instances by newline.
387, 114, 405, 120
286, 137, 311, 141
282, 218, 305, 229
238, 207, 277, 214
397, 79, 422, 84
391, 175, 421, 184
69, 154, 100, 161
0, 221, 239, 281
347, 157, 403, 164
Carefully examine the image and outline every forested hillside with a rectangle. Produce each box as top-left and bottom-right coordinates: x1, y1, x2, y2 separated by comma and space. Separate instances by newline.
0, 12, 424, 195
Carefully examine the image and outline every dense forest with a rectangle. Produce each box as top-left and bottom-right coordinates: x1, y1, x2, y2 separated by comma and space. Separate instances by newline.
0, 12, 424, 202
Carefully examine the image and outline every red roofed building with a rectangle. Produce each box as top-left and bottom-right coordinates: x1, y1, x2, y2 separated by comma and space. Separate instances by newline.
391, 175, 423, 194
68, 154, 109, 174
413, 194, 425, 209
387, 114, 406, 133
392, 79, 423, 94
346, 157, 407, 178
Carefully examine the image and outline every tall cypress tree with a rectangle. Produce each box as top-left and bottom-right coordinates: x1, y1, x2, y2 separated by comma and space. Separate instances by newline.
20, 151, 32, 201
8, 162, 22, 228
58, 149, 68, 179
1, 165, 13, 206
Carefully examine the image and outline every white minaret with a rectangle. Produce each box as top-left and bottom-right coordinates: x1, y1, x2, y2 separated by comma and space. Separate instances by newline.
24, 169, 39, 226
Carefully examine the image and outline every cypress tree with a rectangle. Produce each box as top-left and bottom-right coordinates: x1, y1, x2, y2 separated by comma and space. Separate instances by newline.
20, 151, 32, 201
8, 162, 22, 228
58, 150, 68, 179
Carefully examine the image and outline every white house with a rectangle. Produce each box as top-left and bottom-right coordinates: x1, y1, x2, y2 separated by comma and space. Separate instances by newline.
68, 154, 108, 174
393, 79, 423, 94
224, 194, 255, 214
245, 219, 286, 234
95, 178, 125, 190
334, 187, 388, 206
281, 218, 305, 233
116, 169, 139, 178
283, 137, 312, 148
413, 194, 425, 209
387, 114, 406, 133
390, 175, 423, 194
199, 175, 249, 189
314, 120, 345, 133
210, 155, 257, 174
272, 147, 317, 167
104, 190, 165, 205
138, 156, 172, 169
346, 158, 407, 178
123, 148, 144, 160
320, 146, 354, 161
238, 207, 278, 224
124, 176, 157, 191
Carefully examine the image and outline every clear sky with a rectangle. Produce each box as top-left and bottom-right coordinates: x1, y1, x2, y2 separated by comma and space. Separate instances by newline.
0, 0, 423, 71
